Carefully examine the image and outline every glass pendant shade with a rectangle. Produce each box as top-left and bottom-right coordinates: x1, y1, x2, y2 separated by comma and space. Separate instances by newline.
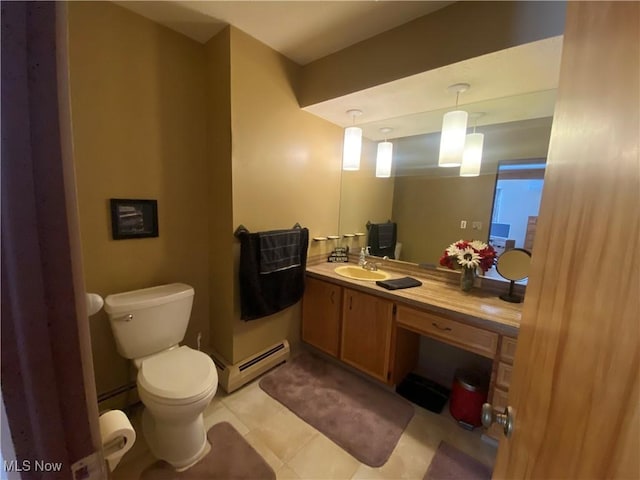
375, 141, 393, 177
342, 126, 362, 171
438, 110, 468, 167
460, 132, 484, 177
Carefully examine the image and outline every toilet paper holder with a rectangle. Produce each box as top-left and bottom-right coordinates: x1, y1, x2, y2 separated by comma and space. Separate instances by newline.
103, 436, 127, 458
99, 409, 136, 472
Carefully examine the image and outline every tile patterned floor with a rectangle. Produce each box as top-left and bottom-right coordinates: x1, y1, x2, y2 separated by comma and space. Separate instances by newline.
113, 364, 496, 480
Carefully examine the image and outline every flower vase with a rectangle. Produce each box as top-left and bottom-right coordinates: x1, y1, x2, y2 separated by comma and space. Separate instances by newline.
460, 267, 476, 292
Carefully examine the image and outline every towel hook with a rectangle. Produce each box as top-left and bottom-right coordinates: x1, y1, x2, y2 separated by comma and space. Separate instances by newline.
234, 224, 249, 238
235, 223, 303, 238
366, 220, 393, 229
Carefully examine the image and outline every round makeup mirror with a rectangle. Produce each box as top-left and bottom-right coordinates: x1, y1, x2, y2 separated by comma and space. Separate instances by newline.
496, 248, 531, 303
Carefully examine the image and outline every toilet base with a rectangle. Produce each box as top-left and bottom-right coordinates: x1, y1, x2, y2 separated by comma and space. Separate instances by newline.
142, 408, 210, 471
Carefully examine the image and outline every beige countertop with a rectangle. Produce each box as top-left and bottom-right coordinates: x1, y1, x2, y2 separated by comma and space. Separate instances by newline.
306, 262, 521, 337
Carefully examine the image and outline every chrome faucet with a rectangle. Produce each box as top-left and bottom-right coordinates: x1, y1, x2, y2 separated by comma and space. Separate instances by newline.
361, 246, 381, 271
362, 260, 378, 271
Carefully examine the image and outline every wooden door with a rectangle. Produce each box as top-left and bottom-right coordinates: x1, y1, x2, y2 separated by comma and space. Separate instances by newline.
341, 288, 394, 382
302, 277, 342, 357
493, 3, 639, 478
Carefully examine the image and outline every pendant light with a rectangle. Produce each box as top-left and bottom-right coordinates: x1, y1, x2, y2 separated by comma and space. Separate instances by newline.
376, 128, 393, 178
460, 113, 484, 177
438, 83, 470, 167
342, 109, 363, 171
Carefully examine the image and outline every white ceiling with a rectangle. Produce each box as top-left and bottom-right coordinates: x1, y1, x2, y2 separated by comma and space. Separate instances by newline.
115, 1, 563, 141
115, 1, 453, 65
304, 35, 563, 140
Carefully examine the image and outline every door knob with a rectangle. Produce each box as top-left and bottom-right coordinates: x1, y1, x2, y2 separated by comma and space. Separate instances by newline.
481, 403, 514, 438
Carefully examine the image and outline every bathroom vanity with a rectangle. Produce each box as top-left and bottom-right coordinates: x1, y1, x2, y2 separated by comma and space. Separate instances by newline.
302, 261, 521, 440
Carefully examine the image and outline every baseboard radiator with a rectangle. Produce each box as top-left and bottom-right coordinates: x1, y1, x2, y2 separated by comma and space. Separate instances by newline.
210, 339, 290, 393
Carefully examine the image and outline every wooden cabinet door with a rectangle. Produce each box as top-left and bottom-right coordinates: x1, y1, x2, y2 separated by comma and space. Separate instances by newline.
301, 277, 342, 357
340, 288, 394, 382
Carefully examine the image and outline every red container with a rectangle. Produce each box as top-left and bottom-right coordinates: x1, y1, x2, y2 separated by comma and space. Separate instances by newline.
449, 369, 488, 429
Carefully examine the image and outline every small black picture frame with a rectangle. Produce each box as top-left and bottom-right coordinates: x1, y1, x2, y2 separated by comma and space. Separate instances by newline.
110, 199, 159, 240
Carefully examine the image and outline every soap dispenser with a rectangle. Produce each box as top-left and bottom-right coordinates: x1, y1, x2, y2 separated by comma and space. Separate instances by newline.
358, 247, 366, 266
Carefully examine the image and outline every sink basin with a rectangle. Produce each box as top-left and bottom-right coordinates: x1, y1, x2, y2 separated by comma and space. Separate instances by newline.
334, 265, 391, 281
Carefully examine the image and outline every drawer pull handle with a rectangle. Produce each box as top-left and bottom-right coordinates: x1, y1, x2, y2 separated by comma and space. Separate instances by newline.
432, 322, 452, 332
330, 291, 335, 304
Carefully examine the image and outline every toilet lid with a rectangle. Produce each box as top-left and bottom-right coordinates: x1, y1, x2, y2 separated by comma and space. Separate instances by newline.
138, 346, 217, 401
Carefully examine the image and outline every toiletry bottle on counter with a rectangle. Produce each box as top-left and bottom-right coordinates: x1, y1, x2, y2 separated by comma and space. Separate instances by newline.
358, 247, 366, 266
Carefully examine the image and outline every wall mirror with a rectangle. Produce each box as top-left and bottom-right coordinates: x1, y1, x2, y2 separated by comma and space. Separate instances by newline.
306, 35, 563, 275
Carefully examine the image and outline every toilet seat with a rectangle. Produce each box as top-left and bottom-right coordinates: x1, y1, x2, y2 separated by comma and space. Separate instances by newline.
138, 346, 217, 405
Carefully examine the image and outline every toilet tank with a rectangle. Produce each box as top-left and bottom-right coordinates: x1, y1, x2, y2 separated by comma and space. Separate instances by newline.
104, 283, 194, 360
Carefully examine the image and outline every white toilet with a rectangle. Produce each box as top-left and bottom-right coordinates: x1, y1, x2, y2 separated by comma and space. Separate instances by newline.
104, 283, 217, 471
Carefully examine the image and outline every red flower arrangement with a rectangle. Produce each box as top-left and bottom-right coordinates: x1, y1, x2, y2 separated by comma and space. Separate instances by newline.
439, 239, 497, 273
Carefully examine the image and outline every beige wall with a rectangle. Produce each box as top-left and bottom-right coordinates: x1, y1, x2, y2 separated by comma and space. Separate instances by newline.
339, 138, 395, 254
299, 1, 566, 106
228, 27, 343, 363
68, 2, 209, 399
205, 29, 235, 363
392, 174, 497, 265
69, 4, 344, 386
69, 1, 561, 395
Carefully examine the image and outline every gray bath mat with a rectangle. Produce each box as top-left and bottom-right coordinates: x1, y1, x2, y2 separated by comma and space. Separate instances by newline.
423, 441, 492, 480
259, 352, 414, 467
140, 422, 275, 480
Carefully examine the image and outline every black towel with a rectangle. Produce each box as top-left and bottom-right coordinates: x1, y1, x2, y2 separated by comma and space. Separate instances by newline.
238, 228, 309, 321
259, 229, 301, 274
368, 222, 397, 258
376, 277, 422, 290
377, 223, 395, 248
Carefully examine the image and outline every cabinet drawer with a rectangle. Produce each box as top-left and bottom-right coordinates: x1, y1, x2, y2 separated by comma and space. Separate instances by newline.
396, 306, 498, 358
491, 387, 509, 410
500, 337, 518, 364
496, 362, 513, 389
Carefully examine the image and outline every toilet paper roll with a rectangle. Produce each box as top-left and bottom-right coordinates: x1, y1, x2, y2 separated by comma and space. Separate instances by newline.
99, 410, 136, 471
86, 293, 104, 316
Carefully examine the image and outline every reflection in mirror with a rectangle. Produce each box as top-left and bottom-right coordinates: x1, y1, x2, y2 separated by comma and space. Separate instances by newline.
339, 117, 552, 270
338, 137, 395, 255
488, 159, 545, 258
496, 248, 532, 303
315, 34, 564, 273
333, 36, 563, 271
